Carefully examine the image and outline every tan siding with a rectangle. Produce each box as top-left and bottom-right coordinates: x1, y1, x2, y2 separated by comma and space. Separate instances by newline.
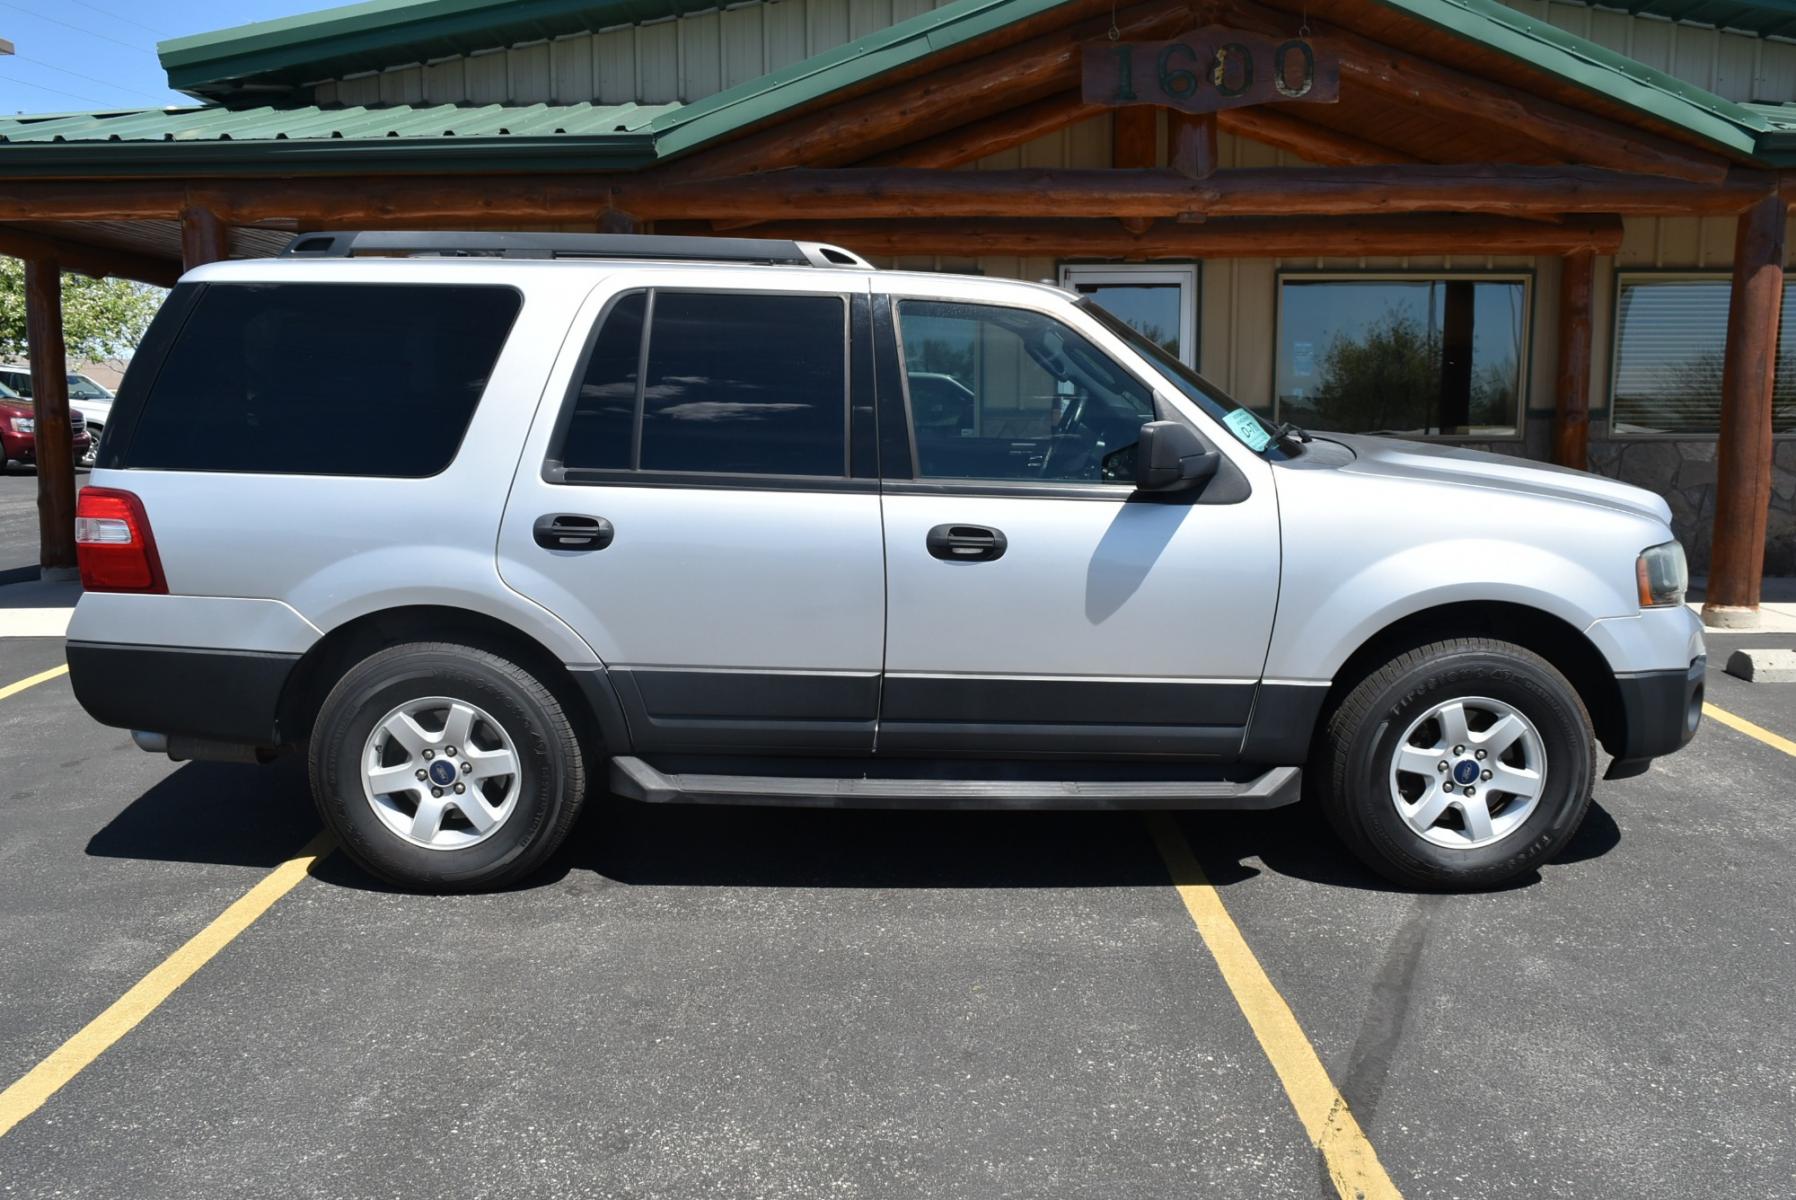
679, 10, 723, 99
306, 0, 1796, 108
508, 41, 553, 101
551, 35, 593, 101
1502, 0, 1796, 101
464, 49, 508, 102
593, 28, 637, 105
721, 5, 767, 87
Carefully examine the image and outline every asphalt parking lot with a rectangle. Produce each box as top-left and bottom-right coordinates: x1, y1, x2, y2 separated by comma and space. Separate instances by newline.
2, 472, 1794, 1197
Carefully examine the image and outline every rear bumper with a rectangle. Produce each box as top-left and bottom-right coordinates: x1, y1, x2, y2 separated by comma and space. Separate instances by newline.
66, 640, 299, 745
1603, 656, 1705, 779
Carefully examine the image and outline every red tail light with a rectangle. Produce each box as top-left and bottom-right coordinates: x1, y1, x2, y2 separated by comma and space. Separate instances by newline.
75, 487, 167, 594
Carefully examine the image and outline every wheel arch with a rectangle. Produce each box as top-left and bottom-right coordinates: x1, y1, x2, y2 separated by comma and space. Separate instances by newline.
1319, 600, 1625, 758
274, 604, 623, 751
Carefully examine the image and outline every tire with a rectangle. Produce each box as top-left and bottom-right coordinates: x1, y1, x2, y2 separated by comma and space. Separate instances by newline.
308, 641, 589, 892
1314, 637, 1594, 890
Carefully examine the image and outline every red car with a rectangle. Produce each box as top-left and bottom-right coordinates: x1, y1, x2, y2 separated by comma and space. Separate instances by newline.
0, 383, 91, 472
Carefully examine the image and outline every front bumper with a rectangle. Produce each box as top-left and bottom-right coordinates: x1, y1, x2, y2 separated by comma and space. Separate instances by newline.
2, 428, 93, 464
1603, 655, 1706, 779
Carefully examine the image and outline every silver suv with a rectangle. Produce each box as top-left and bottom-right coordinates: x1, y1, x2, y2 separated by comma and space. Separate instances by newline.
65, 232, 1704, 892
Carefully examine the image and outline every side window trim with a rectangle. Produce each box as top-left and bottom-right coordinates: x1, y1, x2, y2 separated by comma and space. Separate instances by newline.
884, 294, 1150, 494
541, 286, 647, 481
871, 292, 913, 481
545, 285, 857, 487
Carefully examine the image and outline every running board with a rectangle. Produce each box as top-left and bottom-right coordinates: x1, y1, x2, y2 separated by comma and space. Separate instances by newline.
608, 756, 1301, 811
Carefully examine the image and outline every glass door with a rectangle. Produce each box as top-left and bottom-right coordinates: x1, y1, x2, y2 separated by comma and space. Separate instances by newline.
1059, 264, 1199, 368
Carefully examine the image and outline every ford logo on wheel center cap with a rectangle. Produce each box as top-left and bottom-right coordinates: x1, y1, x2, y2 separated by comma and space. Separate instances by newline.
1451, 760, 1480, 785
428, 759, 458, 786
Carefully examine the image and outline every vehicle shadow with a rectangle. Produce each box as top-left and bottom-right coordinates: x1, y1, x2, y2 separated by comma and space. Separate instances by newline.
85, 756, 1623, 894
85, 756, 320, 870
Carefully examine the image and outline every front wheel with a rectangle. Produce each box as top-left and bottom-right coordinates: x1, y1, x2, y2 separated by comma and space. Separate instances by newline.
308, 642, 590, 892
1314, 637, 1594, 890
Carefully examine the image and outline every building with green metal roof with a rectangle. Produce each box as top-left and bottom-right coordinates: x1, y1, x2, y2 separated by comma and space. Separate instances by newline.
4, 0, 1796, 606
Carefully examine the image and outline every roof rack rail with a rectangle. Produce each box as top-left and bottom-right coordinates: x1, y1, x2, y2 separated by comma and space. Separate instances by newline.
279, 230, 872, 269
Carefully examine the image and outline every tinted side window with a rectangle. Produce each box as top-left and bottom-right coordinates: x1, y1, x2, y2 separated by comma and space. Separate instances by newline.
559, 291, 644, 471
123, 283, 520, 476
639, 292, 846, 477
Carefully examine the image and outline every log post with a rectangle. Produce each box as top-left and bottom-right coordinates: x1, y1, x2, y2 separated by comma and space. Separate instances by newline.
1113, 108, 1158, 235
1705, 194, 1788, 627
1552, 249, 1596, 469
25, 258, 76, 576
1167, 112, 1218, 179
180, 205, 229, 271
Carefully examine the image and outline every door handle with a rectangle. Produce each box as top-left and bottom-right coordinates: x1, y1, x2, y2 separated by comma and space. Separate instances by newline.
926, 523, 1007, 562
534, 513, 614, 551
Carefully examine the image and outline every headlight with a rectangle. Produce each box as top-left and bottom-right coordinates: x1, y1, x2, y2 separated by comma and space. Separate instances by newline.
8, 417, 33, 434
1636, 540, 1688, 608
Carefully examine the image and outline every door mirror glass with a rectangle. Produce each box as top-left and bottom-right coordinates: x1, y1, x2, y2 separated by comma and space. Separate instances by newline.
1134, 420, 1220, 492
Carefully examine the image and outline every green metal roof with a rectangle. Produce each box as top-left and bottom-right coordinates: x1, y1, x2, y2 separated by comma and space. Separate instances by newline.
0, 102, 669, 174
0, 0, 1784, 175
160, 0, 728, 97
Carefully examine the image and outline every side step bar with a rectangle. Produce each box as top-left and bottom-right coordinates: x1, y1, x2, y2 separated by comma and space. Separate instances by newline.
609, 756, 1301, 811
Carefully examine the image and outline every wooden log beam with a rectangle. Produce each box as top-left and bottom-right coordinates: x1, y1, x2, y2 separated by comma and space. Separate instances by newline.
1552, 249, 1596, 469
738, 213, 1624, 257
1221, 0, 1731, 184
0, 163, 1766, 227
864, 92, 1103, 168
0, 225, 178, 287
617, 164, 1771, 221
1705, 193, 1788, 625
25, 259, 76, 573
659, 0, 1194, 179
1216, 107, 1417, 166
1168, 112, 1218, 179
180, 205, 229, 271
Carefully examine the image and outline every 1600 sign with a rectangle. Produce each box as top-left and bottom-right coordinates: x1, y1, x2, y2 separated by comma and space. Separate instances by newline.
1082, 26, 1340, 114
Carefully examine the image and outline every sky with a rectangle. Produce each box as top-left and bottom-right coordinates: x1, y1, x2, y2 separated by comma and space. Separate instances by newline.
0, 0, 333, 115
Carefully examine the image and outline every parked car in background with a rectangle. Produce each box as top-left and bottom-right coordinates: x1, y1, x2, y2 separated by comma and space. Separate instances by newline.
0, 365, 115, 466
0, 380, 91, 472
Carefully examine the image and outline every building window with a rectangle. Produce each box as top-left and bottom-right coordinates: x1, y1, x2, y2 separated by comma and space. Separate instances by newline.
1060, 264, 1198, 368
1275, 273, 1530, 437
1611, 274, 1796, 437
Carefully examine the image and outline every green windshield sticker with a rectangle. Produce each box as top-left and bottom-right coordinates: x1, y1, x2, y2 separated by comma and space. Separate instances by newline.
1223, 409, 1273, 452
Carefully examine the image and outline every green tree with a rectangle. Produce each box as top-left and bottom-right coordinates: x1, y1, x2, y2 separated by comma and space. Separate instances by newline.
1302, 309, 1440, 434
0, 257, 165, 363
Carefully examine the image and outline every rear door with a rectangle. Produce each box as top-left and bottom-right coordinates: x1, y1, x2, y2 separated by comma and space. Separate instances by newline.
499, 272, 886, 754
873, 282, 1282, 759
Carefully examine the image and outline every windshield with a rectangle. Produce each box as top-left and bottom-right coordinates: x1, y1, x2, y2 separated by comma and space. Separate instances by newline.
1076, 296, 1292, 456
0, 380, 17, 399
67, 375, 113, 400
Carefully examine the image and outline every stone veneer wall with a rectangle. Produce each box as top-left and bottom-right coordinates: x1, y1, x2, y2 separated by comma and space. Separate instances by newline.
1418, 415, 1794, 576
1585, 438, 1796, 576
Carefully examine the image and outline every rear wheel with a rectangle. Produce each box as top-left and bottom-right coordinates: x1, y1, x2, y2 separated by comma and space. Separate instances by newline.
1314, 637, 1594, 890
308, 642, 589, 892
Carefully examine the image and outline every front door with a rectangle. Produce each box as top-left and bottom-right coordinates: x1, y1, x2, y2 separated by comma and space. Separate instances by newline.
875, 285, 1280, 759
499, 277, 886, 753
1060, 264, 1199, 367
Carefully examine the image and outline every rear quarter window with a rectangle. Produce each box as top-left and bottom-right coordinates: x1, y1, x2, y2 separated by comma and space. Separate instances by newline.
119, 282, 521, 477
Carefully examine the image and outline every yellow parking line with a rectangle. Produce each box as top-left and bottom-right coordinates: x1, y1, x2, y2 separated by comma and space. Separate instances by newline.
1148, 814, 1403, 1200
0, 663, 68, 702
0, 831, 333, 1140
1703, 702, 1796, 758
